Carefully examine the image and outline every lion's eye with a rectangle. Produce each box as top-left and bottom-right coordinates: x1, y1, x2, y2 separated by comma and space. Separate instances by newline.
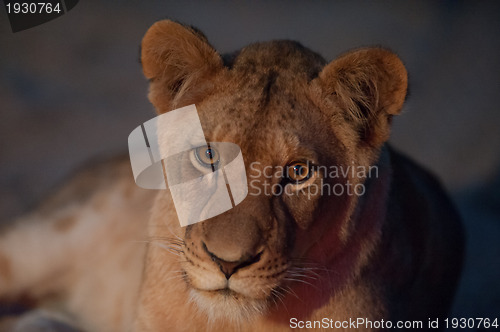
286, 162, 312, 183
194, 145, 220, 168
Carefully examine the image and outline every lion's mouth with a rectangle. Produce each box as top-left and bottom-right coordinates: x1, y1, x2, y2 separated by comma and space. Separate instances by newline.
196, 287, 242, 299
188, 286, 270, 322
189, 278, 250, 300
180, 244, 291, 321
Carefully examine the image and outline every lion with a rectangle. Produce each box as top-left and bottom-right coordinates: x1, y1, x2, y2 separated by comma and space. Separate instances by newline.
0, 20, 464, 331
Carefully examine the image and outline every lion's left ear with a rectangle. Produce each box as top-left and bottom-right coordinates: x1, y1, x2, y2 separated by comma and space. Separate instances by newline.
141, 20, 223, 112
317, 48, 408, 147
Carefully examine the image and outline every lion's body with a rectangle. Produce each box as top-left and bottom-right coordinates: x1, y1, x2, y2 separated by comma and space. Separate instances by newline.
0, 157, 149, 331
0, 20, 463, 331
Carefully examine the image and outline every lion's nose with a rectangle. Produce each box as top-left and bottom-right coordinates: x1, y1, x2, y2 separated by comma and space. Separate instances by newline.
202, 242, 262, 279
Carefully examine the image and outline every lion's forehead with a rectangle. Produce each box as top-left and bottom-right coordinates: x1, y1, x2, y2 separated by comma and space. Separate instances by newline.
197, 77, 325, 162
191, 43, 334, 167
198, 105, 307, 166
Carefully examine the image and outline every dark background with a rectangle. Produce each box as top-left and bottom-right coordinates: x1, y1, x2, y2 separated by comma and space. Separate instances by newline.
1, 0, 499, 325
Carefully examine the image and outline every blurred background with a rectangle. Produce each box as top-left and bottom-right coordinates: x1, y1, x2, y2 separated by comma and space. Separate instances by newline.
1, 0, 499, 325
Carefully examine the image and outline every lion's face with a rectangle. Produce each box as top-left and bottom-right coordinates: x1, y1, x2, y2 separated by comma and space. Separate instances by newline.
140, 21, 407, 323
177, 68, 337, 321
153, 71, 338, 321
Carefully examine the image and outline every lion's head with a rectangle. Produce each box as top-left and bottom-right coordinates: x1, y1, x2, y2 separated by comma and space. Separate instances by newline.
138, 20, 407, 325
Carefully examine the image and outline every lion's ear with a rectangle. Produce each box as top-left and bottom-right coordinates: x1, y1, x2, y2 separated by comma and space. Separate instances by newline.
318, 48, 407, 147
141, 20, 223, 112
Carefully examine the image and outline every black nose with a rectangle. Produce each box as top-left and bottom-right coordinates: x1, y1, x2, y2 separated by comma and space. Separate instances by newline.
202, 242, 262, 279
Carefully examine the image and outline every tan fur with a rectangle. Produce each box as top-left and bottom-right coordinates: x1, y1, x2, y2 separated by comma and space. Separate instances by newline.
0, 20, 463, 331
0, 254, 11, 282
53, 216, 77, 233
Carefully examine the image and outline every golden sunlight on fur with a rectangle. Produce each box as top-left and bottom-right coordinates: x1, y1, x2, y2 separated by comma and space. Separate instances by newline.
0, 20, 464, 331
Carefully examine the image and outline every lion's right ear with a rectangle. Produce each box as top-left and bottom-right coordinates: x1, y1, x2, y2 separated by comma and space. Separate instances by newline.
141, 20, 223, 113
316, 48, 407, 148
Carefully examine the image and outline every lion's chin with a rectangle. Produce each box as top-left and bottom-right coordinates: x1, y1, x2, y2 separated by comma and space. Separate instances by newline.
188, 288, 268, 324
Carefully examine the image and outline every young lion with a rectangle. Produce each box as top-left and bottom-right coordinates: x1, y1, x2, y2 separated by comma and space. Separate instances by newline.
0, 20, 464, 331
